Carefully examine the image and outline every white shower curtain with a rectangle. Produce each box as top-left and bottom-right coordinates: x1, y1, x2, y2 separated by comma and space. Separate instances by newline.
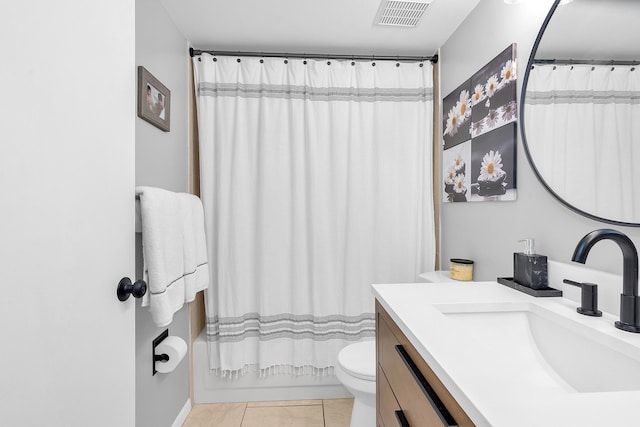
525, 64, 640, 222
193, 54, 435, 377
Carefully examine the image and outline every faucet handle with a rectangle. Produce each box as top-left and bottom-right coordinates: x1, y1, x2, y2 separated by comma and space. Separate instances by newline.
563, 279, 603, 317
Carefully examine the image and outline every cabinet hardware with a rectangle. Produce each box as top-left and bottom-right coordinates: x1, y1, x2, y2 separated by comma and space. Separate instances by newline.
395, 345, 457, 426
395, 410, 410, 427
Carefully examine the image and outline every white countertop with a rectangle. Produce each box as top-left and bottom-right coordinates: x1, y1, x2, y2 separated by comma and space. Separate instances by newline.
418, 270, 457, 283
372, 281, 640, 427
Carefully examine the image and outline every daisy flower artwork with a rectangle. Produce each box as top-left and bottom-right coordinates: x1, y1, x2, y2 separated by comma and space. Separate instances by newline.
442, 78, 472, 150
470, 44, 518, 139
441, 44, 518, 204
443, 141, 472, 203
469, 123, 517, 202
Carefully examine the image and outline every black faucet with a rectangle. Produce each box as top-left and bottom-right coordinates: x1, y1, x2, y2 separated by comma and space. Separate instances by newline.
572, 229, 640, 333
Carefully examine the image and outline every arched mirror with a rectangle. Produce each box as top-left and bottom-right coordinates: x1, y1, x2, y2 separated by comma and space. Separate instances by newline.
521, 0, 640, 226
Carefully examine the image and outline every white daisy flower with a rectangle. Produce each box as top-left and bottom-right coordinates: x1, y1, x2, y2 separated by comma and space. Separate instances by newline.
453, 174, 466, 193
501, 101, 517, 122
486, 109, 500, 128
444, 107, 460, 137
471, 84, 485, 106
453, 153, 465, 173
457, 89, 472, 119
444, 166, 456, 184
472, 120, 484, 135
478, 150, 504, 181
485, 74, 499, 98
500, 59, 517, 84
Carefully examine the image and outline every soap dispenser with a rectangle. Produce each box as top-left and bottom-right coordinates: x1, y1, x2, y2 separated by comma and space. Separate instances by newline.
514, 238, 548, 290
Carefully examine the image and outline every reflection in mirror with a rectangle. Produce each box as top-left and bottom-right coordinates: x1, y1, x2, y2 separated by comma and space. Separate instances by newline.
522, 0, 640, 225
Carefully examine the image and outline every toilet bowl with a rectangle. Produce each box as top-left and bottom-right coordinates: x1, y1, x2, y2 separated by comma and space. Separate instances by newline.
335, 340, 376, 427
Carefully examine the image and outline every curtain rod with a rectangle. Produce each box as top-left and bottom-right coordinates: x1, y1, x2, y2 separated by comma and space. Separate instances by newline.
534, 59, 639, 66
189, 47, 437, 64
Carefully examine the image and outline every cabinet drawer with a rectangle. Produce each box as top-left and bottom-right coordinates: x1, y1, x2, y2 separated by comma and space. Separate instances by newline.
376, 301, 475, 427
378, 314, 456, 427
378, 366, 401, 427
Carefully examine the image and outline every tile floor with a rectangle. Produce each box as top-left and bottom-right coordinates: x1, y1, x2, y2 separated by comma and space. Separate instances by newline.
183, 398, 353, 427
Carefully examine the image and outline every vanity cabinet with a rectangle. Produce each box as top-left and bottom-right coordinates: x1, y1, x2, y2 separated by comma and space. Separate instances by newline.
376, 301, 475, 427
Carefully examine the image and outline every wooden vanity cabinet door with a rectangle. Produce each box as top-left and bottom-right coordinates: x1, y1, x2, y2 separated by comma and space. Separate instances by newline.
378, 366, 402, 427
378, 310, 448, 426
376, 301, 475, 427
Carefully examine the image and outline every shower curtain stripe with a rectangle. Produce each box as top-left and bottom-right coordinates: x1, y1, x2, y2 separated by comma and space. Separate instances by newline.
526, 89, 640, 104
206, 313, 376, 341
194, 54, 435, 378
197, 82, 433, 102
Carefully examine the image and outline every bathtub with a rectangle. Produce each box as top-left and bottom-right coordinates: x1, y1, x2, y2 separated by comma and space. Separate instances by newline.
193, 330, 351, 403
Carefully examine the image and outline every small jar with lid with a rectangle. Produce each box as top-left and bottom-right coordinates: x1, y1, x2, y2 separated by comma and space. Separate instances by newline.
449, 258, 474, 281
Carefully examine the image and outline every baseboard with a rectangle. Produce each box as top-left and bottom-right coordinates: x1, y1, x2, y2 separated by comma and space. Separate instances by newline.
171, 399, 192, 427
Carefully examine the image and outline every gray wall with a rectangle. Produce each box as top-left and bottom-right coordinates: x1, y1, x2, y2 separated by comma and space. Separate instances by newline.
135, 0, 191, 426
136, 0, 189, 193
440, 0, 640, 281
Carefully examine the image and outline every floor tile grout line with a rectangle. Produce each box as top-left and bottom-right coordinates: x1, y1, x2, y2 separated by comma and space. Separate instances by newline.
239, 402, 248, 427
321, 401, 327, 427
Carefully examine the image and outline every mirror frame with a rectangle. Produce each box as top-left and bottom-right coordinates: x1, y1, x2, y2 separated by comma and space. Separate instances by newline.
519, 0, 640, 227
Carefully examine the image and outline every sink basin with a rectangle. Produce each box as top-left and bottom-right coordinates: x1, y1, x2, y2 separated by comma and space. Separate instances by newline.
435, 302, 640, 393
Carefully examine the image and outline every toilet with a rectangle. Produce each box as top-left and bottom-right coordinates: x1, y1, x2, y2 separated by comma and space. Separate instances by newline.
335, 340, 376, 427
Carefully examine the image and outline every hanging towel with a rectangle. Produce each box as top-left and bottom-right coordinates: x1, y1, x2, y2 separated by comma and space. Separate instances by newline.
178, 193, 210, 302
136, 186, 209, 327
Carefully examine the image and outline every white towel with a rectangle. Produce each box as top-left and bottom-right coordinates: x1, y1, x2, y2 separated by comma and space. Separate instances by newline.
136, 186, 209, 327
179, 193, 210, 303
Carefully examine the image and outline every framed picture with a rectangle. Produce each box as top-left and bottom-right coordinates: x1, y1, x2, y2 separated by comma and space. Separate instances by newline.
137, 66, 170, 132
442, 44, 518, 203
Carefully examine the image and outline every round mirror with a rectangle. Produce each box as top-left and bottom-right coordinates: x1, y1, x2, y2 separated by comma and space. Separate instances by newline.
521, 0, 640, 226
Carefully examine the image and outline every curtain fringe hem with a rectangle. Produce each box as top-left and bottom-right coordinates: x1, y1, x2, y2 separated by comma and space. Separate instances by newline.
210, 363, 335, 379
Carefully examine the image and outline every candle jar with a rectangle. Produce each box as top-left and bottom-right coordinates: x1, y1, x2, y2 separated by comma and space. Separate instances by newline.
449, 258, 474, 281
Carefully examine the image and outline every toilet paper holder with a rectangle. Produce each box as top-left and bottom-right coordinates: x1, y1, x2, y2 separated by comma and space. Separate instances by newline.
152, 329, 170, 376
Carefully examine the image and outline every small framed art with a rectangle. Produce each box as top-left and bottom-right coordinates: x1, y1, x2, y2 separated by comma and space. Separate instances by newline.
137, 66, 171, 132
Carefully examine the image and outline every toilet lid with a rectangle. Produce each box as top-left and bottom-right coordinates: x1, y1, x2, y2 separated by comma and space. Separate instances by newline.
337, 340, 376, 381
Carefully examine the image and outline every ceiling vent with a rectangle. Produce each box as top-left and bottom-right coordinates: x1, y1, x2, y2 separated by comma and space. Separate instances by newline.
375, 0, 431, 27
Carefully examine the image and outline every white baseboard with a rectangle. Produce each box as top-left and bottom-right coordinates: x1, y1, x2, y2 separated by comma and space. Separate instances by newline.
171, 399, 192, 427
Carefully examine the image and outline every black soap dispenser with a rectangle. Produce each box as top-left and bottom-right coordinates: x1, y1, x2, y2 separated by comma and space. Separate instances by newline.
514, 238, 548, 290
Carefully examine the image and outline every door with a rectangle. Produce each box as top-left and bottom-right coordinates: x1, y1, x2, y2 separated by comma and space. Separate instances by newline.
0, 1, 136, 426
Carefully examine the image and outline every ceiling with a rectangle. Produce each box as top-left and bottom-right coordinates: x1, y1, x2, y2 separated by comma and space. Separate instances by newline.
159, 0, 481, 57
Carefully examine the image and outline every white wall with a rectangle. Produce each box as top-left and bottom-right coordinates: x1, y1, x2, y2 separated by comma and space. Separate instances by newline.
135, 0, 191, 426
440, 0, 640, 282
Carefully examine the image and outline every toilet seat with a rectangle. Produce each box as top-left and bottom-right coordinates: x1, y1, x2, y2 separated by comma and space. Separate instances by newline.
337, 340, 376, 381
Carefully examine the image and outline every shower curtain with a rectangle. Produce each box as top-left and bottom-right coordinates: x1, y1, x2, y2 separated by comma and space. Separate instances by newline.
193, 54, 435, 377
525, 64, 640, 222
